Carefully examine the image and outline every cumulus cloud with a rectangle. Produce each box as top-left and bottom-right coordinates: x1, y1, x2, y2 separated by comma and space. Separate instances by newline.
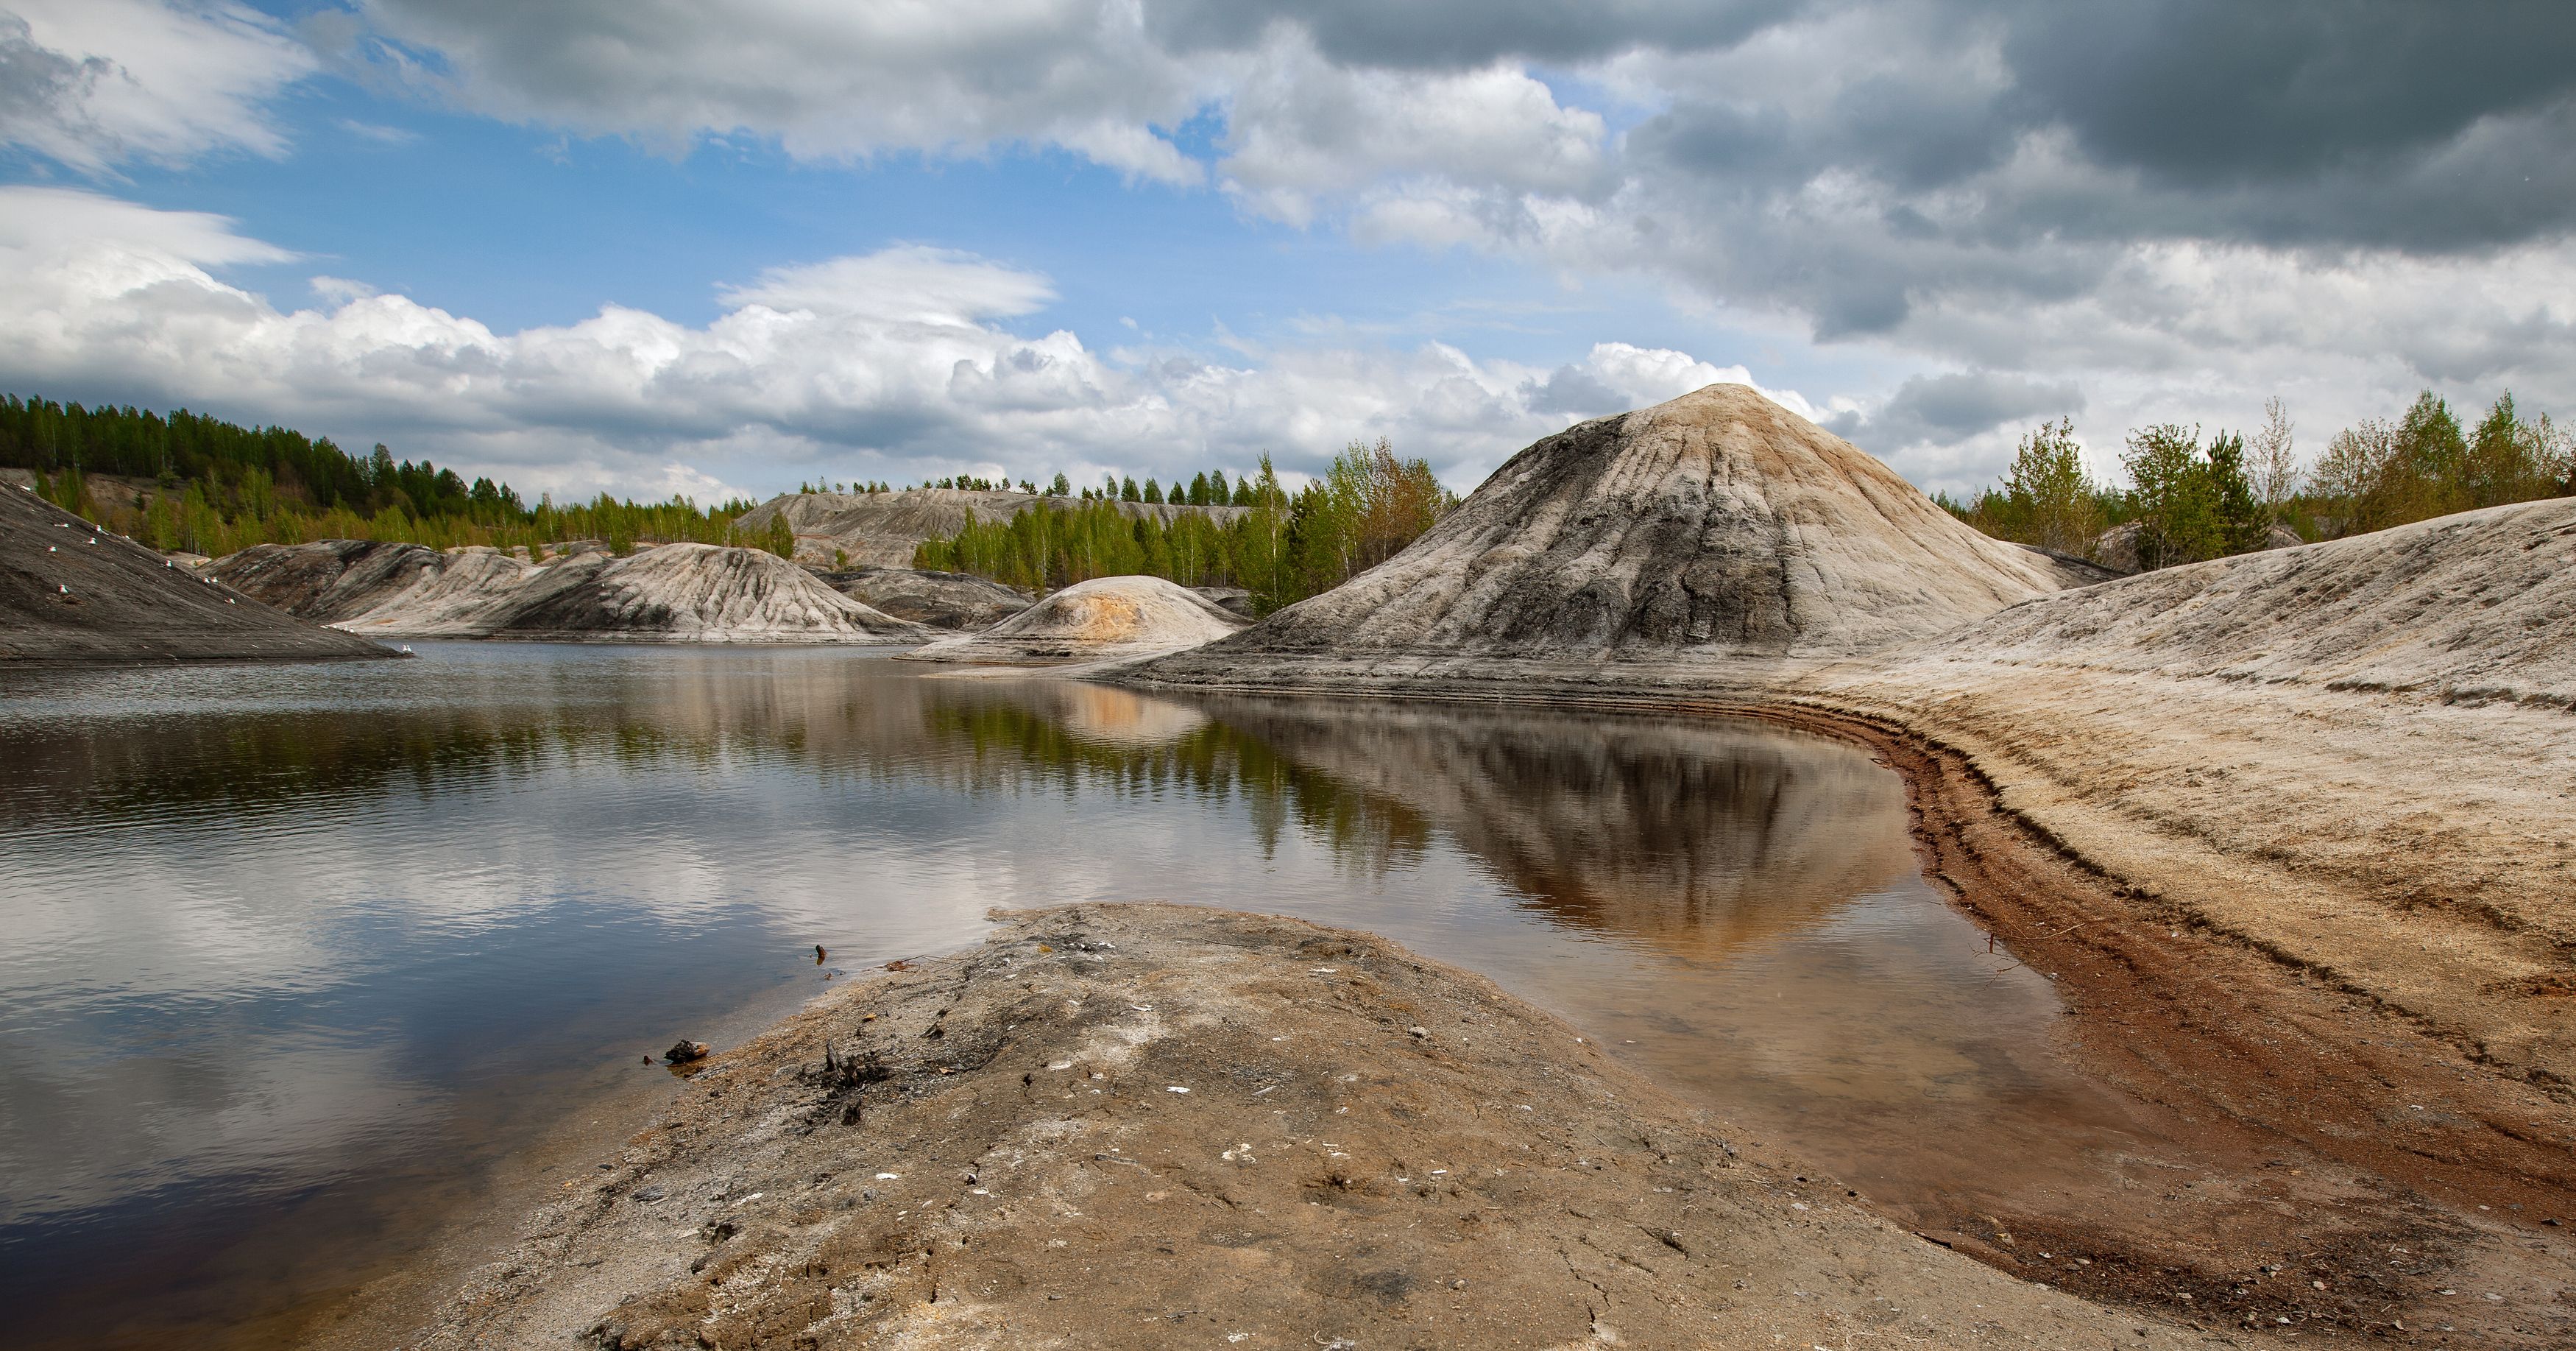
11, 1, 2574, 496
0, 0, 314, 172
0, 188, 1804, 501
280, 0, 2575, 489
336, 0, 1211, 183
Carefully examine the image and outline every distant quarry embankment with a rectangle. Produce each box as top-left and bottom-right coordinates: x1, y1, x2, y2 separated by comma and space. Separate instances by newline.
216, 539, 935, 645
735, 485, 1245, 568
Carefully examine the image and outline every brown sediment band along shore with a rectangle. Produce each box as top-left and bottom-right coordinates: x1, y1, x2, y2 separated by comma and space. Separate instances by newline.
1100, 385, 2576, 1341
1108, 513, 2576, 1344
360, 906, 2222, 1350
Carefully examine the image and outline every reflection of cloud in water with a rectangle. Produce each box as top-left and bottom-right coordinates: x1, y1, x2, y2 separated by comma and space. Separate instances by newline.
0, 1037, 423, 1227
0, 645, 1972, 1345
1189, 696, 1915, 962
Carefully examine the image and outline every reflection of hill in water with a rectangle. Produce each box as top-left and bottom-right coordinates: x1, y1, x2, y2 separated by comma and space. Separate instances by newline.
8, 659, 1913, 962
1186, 697, 1916, 961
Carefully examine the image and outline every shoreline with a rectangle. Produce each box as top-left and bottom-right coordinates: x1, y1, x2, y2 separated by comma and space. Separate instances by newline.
301, 666, 2576, 1345
353, 904, 2231, 1350
1104, 660, 2576, 1341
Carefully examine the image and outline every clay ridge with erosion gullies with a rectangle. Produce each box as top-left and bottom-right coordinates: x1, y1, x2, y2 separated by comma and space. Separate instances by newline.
1116, 382, 2576, 1341
899, 574, 1245, 666
359, 905, 2223, 1351
0, 485, 397, 665
215, 538, 935, 644
804, 565, 1033, 631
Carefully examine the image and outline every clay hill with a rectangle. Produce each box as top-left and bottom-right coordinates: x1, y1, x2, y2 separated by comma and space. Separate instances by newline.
736, 487, 1247, 568
900, 574, 1245, 665
805, 565, 1032, 630
216, 540, 933, 644
0, 486, 395, 665
1142, 384, 2105, 690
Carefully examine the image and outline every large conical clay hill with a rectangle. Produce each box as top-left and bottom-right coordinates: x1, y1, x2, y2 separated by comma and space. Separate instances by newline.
1143, 384, 2103, 685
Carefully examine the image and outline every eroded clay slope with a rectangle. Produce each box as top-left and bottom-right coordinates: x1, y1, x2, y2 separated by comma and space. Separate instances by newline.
0, 488, 395, 664
901, 574, 1245, 665
808, 565, 1031, 630
216, 540, 447, 623
1918, 496, 2576, 704
219, 540, 933, 643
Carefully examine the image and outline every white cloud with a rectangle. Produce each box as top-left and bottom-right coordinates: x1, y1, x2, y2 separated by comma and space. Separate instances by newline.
0, 188, 1811, 501
0, 0, 314, 172
344, 0, 1211, 184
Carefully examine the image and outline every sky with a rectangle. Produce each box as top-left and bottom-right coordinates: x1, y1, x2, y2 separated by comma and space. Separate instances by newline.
1, 1, 2572, 507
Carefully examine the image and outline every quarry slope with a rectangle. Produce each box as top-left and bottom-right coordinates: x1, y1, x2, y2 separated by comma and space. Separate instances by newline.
737, 487, 1247, 568
217, 540, 933, 644
901, 574, 1244, 665
358, 906, 2210, 1351
1147, 383, 2101, 688
808, 565, 1032, 630
0, 487, 396, 665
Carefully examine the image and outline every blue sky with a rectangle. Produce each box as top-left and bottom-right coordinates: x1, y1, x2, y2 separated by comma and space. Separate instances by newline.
2, 1, 2571, 504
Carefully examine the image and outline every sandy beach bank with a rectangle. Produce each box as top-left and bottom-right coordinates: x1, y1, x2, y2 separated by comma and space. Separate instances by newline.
344, 904, 2236, 1350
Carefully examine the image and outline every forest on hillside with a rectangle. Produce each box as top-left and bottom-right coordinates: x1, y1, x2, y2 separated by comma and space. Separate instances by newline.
914, 440, 1457, 613
1944, 389, 2572, 571
0, 395, 789, 559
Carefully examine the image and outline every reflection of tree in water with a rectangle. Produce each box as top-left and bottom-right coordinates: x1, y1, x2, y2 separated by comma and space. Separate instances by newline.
917, 688, 1434, 882
1183, 696, 1917, 961
7, 660, 1906, 952
1, 663, 1434, 888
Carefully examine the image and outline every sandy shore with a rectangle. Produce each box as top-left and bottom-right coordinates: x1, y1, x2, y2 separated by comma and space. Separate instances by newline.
350, 905, 2232, 1350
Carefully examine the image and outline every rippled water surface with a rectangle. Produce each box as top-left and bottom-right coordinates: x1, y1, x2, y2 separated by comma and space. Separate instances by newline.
0, 643, 2131, 1347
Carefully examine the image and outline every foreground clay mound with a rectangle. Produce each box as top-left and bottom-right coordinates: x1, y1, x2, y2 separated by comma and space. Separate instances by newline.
219, 540, 933, 643
808, 565, 1031, 630
381, 906, 2181, 1350
1926, 496, 2576, 705
1144, 384, 2101, 688
0, 488, 394, 664
901, 574, 1245, 664
737, 487, 1247, 568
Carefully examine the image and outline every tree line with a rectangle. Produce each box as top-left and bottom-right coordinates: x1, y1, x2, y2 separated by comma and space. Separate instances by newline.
4, 395, 790, 559
800, 467, 1282, 507
1945, 389, 2572, 571
914, 439, 1456, 613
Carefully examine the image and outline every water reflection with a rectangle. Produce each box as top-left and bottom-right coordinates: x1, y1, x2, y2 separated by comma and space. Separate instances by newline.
0, 645, 2125, 1349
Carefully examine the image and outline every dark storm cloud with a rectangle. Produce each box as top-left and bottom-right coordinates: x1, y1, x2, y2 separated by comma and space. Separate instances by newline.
1603, 0, 2576, 342
1827, 371, 2083, 451
2001, 1, 2576, 185
1142, 0, 1805, 68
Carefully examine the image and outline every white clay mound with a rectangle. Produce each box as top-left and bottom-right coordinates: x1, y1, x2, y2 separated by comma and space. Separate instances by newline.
1144, 383, 2106, 683
899, 574, 1247, 665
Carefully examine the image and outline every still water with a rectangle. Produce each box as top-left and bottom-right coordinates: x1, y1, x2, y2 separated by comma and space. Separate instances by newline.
0, 643, 2132, 1347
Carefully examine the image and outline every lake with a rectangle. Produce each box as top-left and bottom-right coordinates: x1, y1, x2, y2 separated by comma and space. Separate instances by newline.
0, 643, 2134, 1347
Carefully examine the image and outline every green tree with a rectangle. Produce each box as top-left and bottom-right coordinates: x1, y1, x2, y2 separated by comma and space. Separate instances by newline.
1997, 417, 2100, 554
2205, 431, 2269, 555
2123, 423, 2223, 570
